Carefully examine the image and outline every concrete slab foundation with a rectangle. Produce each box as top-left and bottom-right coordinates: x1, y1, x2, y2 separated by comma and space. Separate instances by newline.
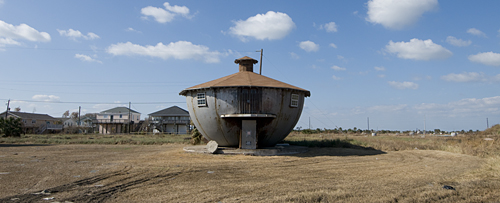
183, 144, 308, 156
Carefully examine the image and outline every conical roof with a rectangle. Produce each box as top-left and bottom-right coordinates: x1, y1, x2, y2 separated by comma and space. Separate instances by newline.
179, 57, 310, 96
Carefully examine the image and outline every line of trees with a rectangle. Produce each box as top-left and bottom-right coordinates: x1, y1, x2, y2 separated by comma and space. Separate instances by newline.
294, 127, 480, 135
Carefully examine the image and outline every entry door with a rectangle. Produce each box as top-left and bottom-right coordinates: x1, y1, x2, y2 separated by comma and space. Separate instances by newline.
241, 120, 257, 149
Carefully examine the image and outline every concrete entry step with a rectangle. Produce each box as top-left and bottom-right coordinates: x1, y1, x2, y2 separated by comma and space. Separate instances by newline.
183, 144, 308, 156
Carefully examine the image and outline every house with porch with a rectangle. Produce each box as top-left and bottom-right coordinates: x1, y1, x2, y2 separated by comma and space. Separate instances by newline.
96, 107, 140, 134
62, 116, 97, 133
0, 111, 63, 134
149, 106, 191, 134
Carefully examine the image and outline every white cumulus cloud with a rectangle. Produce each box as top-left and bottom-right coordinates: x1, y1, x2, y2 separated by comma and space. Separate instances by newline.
32, 95, 60, 102
366, 0, 438, 30
441, 72, 488, 83
320, 22, 338, 33
0, 20, 50, 45
331, 65, 346, 71
446, 36, 471, 47
0, 37, 20, 47
141, 2, 191, 23
332, 75, 342, 80
414, 96, 500, 116
57, 29, 99, 41
106, 41, 221, 63
299, 40, 319, 52
329, 43, 337, 48
374, 66, 386, 71
388, 81, 418, 90
229, 11, 295, 41
385, 38, 452, 60
126, 27, 141, 33
75, 54, 102, 64
468, 52, 500, 67
467, 28, 487, 37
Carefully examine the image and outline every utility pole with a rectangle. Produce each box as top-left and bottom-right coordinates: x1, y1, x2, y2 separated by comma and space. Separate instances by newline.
256, 49, 263, 75
367, 117, 369, 132
128, 102, 131, 134
5, 99, 10, 119
487, 118, 489, 129
424, 115, 426, 136
78, 106, 81, 127
309, 117, 311, 129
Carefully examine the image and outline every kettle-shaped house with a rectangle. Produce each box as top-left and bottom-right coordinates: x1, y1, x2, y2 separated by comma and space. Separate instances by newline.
179, 56, 310, 149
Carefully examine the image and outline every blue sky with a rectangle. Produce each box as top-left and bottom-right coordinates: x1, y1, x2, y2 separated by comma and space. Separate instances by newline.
1, 0, 499, 131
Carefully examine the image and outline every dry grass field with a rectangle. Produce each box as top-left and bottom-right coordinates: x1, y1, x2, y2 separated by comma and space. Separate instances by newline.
0, 125, 499, 202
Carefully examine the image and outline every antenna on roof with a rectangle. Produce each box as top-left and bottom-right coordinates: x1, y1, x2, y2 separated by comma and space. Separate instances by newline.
256, 49, 263, 75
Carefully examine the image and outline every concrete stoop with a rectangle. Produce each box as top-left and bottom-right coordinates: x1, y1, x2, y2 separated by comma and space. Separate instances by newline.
183, 144, 308, 156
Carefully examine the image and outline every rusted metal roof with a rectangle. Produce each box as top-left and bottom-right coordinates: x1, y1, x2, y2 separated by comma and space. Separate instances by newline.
179, 70, 310, 96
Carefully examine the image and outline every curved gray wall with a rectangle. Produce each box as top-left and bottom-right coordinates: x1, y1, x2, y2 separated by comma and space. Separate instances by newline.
185, 87, 305, 147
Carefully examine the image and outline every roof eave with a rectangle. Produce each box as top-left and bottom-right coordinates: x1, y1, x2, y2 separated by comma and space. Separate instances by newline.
179, 86, 310, 97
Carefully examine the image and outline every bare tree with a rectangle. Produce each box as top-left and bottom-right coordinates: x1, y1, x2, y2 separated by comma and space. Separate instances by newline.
62, 110, 70, 118
84, 113, 96, 118
70, 112, 78, 119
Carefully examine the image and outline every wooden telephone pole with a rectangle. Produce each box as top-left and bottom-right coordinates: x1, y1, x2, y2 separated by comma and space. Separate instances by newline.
5, 99, 10, 119
256, 49, 263, 75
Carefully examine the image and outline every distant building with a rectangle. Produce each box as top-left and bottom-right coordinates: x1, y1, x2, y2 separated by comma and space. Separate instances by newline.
0, 111, 62, 134
61, 116, 97, 133
149, 106, 190, 134
95, 107, 140, 134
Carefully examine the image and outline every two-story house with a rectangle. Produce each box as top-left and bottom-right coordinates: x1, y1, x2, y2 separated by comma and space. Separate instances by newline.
0, 111, 62, 134
149, 106, 191, 134
96, 107, 140, 134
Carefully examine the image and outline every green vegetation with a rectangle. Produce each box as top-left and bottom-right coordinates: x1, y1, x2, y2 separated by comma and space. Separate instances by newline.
0, 117, 23, 137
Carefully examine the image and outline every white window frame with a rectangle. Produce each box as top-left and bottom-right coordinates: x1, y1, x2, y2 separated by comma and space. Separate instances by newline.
197, 93, 207, 107
290, 94, 299, 108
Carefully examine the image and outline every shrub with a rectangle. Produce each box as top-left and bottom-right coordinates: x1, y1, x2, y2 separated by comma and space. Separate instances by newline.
0, 117, 23, 137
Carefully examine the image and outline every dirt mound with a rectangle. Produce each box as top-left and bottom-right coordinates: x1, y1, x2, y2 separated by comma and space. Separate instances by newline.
482, 124, 500, 136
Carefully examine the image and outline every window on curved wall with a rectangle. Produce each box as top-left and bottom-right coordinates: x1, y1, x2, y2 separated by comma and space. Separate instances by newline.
290, 94, 299, 108
197, 93, 207, 107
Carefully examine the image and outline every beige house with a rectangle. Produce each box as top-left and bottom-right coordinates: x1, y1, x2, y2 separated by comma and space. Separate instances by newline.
96, 107, 140, 134
1, 111, 62, 134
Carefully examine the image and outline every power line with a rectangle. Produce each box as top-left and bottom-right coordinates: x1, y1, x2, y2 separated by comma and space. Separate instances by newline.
306, 99, 337, 129
0, 98, 184, 105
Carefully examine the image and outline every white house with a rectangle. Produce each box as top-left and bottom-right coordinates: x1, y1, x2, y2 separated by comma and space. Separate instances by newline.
96, 107, 140, 134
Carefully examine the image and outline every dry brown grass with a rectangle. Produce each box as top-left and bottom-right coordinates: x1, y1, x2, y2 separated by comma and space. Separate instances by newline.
1, 125, 500, 202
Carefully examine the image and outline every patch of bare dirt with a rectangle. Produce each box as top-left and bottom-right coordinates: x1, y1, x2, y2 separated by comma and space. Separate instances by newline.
0, 144, 492, 202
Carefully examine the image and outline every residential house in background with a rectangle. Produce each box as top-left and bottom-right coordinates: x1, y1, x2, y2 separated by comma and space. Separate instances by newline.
62, 116, 97, 133
96, 107, 140, 134
149, 106, 191, 134
1, 111, 62, 134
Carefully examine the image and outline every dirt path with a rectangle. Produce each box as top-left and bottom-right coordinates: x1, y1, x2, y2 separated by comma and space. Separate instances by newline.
0, 144, 490, 202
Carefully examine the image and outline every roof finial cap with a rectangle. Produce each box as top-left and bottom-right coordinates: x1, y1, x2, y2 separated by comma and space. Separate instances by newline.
235, 56, 258, 72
